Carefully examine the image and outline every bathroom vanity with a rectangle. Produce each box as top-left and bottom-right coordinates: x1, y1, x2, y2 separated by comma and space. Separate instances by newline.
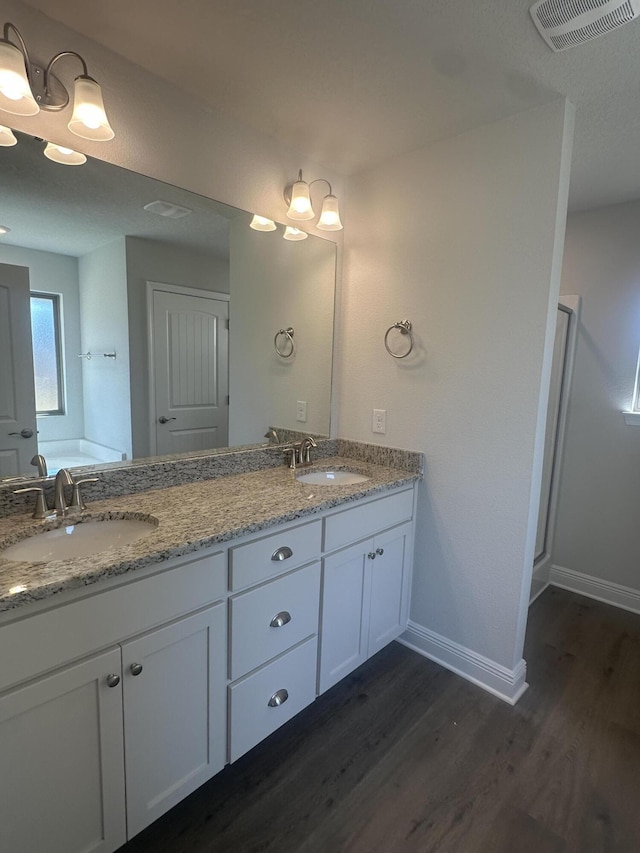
0, 454, 419, 853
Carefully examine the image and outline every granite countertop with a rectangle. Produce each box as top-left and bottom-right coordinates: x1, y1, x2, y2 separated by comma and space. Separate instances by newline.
0, 457, 419, 614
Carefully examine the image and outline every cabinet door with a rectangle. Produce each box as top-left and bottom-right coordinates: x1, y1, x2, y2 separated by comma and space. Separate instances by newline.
122, 603, 226, 839
318, 540, 371, 694
367, 522, 412, 658
0, 648, 126, 853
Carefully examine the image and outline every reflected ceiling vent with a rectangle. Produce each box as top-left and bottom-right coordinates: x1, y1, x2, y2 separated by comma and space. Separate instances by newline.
530, 0, 640, 50
143, 200, 192, 219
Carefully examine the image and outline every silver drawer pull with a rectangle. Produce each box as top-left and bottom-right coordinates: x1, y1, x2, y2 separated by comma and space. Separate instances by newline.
130, 663, 143, 676
268, 688, 289, 708
376, 547, 384, 556
368, 551, 376, 560
270, 611, 292, 628
271, 546, 293, 562
106, 673, 120, 688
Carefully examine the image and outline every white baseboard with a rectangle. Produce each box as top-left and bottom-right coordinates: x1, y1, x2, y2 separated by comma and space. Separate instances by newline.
398, 622, 528, 705
549, 565, 640, 615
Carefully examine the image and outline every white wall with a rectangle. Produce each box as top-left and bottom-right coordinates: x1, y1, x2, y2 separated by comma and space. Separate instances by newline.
553, 201, 640, 594
0, 244, 84, 443
339, 100, 574, 697
78, 239, 132, 457
228, 215, 335, 445
124, 236, 230, 458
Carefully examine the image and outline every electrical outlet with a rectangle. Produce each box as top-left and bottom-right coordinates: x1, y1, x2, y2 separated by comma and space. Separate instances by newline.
372, 408, 386, 434
296, 400, 307, 422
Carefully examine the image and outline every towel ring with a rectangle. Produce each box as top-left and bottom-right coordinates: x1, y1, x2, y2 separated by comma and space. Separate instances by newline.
384, 320, 414, 359
274, 327, 295, 358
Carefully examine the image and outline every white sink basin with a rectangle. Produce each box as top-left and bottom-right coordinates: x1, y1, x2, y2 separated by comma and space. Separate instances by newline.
296, 469, 370, 486
1, 518, 157, 562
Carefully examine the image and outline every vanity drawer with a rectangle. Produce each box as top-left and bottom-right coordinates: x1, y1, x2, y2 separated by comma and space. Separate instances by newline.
229, 520, 322, 591
228, 636, 317, 762
323, 488, 414, 552
0, 549, 226, 693
229, 562, 320, 680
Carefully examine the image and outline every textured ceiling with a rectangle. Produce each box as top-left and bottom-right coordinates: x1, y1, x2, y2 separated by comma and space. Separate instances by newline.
21, 0, 640, 210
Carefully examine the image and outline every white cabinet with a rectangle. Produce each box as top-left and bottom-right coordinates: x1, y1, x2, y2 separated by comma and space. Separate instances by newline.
319, 518, 413, 694
122, 603, 226, 837
0, 648, 127, 853
0, 482, 416, 851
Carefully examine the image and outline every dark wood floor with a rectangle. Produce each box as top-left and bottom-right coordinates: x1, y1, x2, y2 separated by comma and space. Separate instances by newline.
120, 587, 640, 852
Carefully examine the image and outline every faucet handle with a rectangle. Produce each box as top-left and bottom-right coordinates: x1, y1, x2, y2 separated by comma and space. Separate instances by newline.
283, 446, 297, 469
13, 486, 52, 520
69, 477, 100, 512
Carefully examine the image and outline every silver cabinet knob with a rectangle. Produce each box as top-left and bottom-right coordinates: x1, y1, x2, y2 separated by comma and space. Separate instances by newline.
158, 416, 177, 424
129, 663, 143, 676
271, 546, 293, 562
269, 611, 292, 628
106, 673, 120, 688
368, 552, 376, 560
268, 688, 289, 707
376, 547, 384, 556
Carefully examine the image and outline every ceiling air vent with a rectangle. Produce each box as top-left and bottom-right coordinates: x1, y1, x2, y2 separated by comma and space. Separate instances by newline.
530, 0, 640, 50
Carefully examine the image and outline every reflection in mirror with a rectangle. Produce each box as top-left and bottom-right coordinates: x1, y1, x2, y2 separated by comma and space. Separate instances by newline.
0, 131, 336, 480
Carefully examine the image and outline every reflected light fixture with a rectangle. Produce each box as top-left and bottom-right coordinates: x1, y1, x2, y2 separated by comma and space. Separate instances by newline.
284, 169, 343, 231
283, 226, 308, 241
249, 214, 277, 231
0, 225, 11, 235
0, 123, 16, 145
0, 22, 115, 141
43, 141, 86, 165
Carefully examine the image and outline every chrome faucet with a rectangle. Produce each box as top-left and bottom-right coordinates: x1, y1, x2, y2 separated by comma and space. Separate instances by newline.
30, 454, 48, 477
54, 468, 74, 516
264, 428, 281, 445
297, 436, 318, 466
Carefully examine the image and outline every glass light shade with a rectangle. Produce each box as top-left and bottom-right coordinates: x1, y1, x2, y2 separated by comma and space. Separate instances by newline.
0, 40, 39, 115
317, 194, 343, 231
286, 180, 315, 221
249, 214, 277, 231
43, 142, 87, 166
283, 226, 308, 241
68, 76, 114, 141
0, 124, 17, 146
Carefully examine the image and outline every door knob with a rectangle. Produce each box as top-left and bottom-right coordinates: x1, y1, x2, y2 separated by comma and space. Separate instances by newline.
8, 428, 34, 439
158, 416, 177, 424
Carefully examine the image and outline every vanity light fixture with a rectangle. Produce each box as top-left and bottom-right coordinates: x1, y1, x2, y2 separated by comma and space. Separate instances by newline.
284, 169, 343, 231
249, 214, 277, 231
43, 141, 86, 165
0, 123, 16, 145
0, 22, 115, 141
283, 226, 308, 241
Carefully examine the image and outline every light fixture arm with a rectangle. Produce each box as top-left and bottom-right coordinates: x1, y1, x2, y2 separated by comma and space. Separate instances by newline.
308, 177, 334, 196
3, 21, 34, 81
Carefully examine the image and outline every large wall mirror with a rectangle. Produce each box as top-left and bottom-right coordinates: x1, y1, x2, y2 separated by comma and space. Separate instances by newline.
0, 131, 336, 480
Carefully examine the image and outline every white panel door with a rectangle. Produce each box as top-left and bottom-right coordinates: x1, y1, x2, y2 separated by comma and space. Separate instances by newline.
122, 603, 227, 839
318, 540, 370, 694
151, 287, 229, 455
0, 262, 38, 476
0, 647, 126, 853
367, 523, 412, 658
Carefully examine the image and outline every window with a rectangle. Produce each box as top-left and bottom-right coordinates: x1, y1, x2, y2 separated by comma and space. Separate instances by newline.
30, 293, 64, 415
